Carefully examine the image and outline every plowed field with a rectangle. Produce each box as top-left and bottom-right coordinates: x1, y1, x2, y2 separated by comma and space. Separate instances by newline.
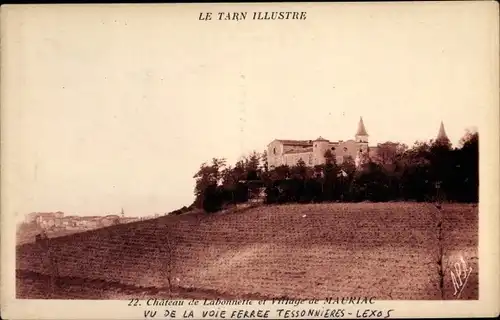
16, 202, 478, 300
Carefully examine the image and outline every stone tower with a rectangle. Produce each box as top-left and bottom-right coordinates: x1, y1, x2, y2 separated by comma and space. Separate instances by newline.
354, 117, 369, 166
436, 121, 450, 145
355, 117, 369, 143
312, 136, 330, 165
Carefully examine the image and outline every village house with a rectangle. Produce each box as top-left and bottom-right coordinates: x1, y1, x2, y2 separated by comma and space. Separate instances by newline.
21, 209, 141, 244
100, 214, 121, 227
28, 212, 64, 229
78, 216, 102, 229
120, 217, 140, 223
61, 216, 80, 228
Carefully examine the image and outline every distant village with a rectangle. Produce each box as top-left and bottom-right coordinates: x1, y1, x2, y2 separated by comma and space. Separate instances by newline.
25, 209, 141, 229
17, 209, 168, 245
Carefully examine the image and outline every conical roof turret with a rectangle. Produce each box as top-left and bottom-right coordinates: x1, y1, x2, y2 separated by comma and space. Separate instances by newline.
314, 136, 329, 142
436, 121, 450, 142
355, 117, 368, 136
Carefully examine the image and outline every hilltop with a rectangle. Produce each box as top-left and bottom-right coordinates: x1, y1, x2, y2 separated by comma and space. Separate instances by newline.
16, 202, 477, 300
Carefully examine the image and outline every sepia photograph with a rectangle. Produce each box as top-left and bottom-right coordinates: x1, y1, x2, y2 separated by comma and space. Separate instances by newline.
1, 2, 499, 319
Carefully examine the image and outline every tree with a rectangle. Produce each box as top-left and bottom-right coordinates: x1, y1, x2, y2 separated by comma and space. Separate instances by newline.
241, 151, 261, 180
352, 161, 391, 202
324, 149, 336, 165
459, 129, 478, 149
454, 130, 479, 202
202, 184, 224, 213
239, 151, 262, 199
261, 150, 269, 173
272, 165, 290, 181
371, 142, 408, 199
340, 155, 356, 176
193, 158, 227, 208
322, 157, 340, 201
193, 131, 478, 208
221, 161, 245, 188
291, 159, 311, 180
221, 165, 237, 188
373, 142, 408, 169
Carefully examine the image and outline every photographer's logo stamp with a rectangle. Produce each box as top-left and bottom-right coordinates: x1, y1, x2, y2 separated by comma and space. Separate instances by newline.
450, 255, 472, 298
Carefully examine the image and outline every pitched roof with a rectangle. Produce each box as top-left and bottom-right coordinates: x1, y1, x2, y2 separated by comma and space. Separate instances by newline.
104, 214, 120, 219
83, 216, 102, 220
34, 212, 63, 218
314, 136, 329, 142
276, 139, 313, 146
355, 117, 368, 136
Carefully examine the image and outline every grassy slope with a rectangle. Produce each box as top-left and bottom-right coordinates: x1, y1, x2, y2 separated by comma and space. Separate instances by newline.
16, 202, 478, 300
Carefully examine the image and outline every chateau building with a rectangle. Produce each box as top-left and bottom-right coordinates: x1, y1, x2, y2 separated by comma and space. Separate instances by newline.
267, 117, 376, 168
267, 117, 450, 168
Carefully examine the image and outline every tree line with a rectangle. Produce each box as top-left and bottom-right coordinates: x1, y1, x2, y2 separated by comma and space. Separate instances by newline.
193, 131, 478, 213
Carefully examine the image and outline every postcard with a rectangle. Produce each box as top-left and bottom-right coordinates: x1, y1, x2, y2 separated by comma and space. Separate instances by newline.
1, 2, 499, 319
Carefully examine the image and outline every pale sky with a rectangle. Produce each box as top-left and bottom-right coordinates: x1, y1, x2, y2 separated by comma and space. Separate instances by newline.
1, 3, 497, 219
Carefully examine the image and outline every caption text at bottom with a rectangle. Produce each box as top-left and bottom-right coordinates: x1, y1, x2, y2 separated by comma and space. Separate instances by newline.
142, 308, 395, 319
130, 298, 394, 319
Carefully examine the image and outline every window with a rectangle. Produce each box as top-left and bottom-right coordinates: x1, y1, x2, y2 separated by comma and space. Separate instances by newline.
273, 148, 276, 155
343, 147, 348, 152
331, 147, 335, 151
